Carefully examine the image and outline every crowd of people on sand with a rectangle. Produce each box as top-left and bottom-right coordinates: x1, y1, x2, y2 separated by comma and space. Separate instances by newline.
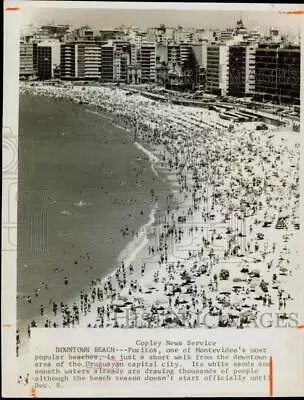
17, 82, 300, 366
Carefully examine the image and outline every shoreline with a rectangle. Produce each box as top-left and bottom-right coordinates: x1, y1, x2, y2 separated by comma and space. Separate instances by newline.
17, 82, 301, 384
17, 91, 168, 329
17, 87, 180, 378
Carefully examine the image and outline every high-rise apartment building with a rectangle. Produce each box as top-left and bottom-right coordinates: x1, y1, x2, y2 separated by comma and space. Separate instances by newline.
37, 41, 60, 80
101, 43, 115, 82
192, 43, 208, 68
37, 46, 52, 80
76, 43, 101, 79
100, 42, 130, 83
156, 44, 168, 64
61, 42, 102, 80
120, 52, 130, 82
60, 43, 76, 79
255, 44, 300, 104
206, 44, 229, 95
138, 43, 156, 83
255, 44, 279, 99
228, 45, 256, 97
277, 45, 300, 104
19, 41, 37, 79
167, 44, 192, 69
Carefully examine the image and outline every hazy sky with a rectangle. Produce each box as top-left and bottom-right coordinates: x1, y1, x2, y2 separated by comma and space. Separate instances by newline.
20, 7, 302, 36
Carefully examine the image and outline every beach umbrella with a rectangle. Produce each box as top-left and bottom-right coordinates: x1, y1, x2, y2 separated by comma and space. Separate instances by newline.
113, 300, 126, 307
113, 307, 124, 313
163, 315, 177, 324
118, 296, 128, 302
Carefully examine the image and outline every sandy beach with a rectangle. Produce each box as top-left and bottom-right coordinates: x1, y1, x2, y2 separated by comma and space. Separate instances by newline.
17, 82, 301, 384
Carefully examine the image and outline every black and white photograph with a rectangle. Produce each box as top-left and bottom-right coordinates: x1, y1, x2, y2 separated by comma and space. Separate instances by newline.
2, 1, 303, 397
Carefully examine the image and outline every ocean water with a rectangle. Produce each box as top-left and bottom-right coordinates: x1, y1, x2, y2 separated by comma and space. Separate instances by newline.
17, 93, 168, 333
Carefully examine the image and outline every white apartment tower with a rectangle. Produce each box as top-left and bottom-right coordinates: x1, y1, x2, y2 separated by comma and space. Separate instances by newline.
206, 44, 229, 96
139, 43, 156, 83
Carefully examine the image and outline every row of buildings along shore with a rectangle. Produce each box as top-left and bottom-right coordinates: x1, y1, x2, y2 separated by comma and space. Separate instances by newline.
20, 20, 300, 104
